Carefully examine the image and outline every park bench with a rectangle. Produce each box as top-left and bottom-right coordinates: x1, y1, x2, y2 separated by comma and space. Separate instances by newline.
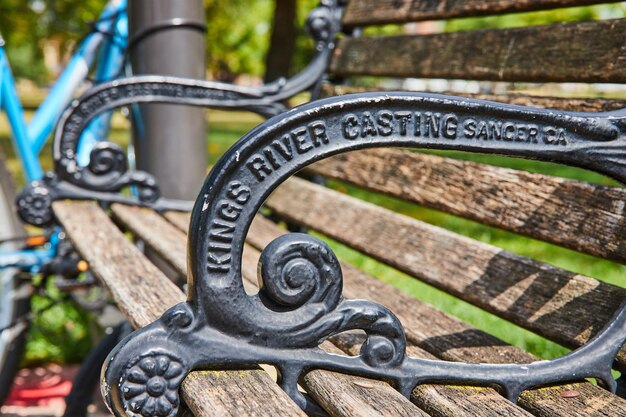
16, 0, 626, 416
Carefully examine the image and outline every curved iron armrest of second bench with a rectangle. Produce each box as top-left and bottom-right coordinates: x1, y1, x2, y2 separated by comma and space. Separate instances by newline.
15, 0, 346, 228
102, 92, 626, 417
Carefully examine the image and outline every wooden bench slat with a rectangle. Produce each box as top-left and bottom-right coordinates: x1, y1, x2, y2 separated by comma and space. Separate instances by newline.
243, 216, 626, 417
305, 342, 432, 417
308, 148, 626, 264
321, 84, 626, 112
163, 210, 626, 416
164, 211, 191, 233
264, 178, 626, 368
342, 0, 623, 26
112, 204, 188, 277
114, 206, 429, 417
52, 201, 306, 417
331, 19, 626, 83
158, 211, 535, 416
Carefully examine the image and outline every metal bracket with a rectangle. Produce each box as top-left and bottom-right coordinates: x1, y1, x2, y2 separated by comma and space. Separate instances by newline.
16, 142, 192, 227
102, 92, 626, 417
17, 0, 345, 227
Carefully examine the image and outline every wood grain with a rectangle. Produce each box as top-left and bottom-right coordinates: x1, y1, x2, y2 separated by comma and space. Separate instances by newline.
164, 211, 190, 233
321, 84, 626, 112
331, 19, 626, 83
52, 201, 306, 417
307, 148, 626, 264
264, 178, 626, 368
163, 211, 626, 415
304, 342, 431, 417
160, 212, 535, 416
112, 204, 188, 276
118, 208, 431, 416
244, 216, 626, 417
342, 0, 623, 26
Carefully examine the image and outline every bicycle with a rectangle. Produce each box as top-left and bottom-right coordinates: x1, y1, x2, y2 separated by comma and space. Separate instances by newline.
0, 0, 128, 405
2, 0, 341, 411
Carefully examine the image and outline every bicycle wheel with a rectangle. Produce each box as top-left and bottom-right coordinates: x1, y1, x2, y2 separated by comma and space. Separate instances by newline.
0, 154, 29, 405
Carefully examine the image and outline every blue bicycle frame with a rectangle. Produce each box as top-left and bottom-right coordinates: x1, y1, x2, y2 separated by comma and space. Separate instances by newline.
0, 0, 128, 272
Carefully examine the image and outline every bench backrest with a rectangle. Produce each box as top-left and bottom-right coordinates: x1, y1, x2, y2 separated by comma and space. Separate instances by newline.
315, 0, 626, 262
333, 0, 625, 85
289, 0, 626, 367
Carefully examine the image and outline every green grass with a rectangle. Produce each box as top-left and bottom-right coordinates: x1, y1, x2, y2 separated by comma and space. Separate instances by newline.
1, 107, 624, 365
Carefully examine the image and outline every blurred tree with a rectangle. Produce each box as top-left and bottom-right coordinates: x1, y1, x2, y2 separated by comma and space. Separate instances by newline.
204, 0, 272, 81
264, 0, 297, 82
202, 0, 318, 81
0, 0, 108, 82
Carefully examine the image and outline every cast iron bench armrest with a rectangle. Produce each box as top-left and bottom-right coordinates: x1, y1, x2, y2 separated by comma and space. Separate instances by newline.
101, 92, 626, 416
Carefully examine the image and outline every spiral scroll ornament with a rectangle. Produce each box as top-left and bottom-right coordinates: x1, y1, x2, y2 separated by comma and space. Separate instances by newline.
258, 233, 342, 309
86, 142, 127, 181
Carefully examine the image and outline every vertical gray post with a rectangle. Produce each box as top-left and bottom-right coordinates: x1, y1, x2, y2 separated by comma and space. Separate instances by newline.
128, 0, 207, 200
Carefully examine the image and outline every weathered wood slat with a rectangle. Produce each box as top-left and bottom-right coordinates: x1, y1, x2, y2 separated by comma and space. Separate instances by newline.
158, 211, 535, 416
161, 210, 626, 416
264, 178, 626, 368
342, 0, 623, 26
321, 84, 626, 112
307, 148, 626, 264
244, 215, 626, 417
111, 204, 188, 277
116, 207, 429, 417
52, 201, 306, 417
164, 211, 191, 233
330, 19, 626, 83
304, 342, 432, 417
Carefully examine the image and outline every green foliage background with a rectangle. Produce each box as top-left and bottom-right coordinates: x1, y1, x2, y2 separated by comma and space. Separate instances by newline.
1, 0, 320, 82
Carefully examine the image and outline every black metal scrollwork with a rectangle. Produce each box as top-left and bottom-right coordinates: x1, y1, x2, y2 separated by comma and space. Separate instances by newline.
16, 0, 346, 227
102, 92, 626, 416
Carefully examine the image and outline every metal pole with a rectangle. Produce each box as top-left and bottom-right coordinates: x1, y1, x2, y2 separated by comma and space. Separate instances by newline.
128, 0, 207, 200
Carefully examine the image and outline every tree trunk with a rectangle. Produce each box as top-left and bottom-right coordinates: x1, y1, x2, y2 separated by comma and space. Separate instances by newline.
264, 0, 298, 83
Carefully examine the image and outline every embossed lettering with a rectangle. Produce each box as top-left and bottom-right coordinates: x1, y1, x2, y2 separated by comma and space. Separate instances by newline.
209, 220, 235, 243
503, 123, 516, 141
291, 128, 314, 153
227, 182, 251, 205
263, 148, 281, 169
394, 112, 412, 136
272, 136, 294, 161
207, 181, 251, 273
207, 252, 231, 272
476, 122, 489, 140
424, 113, 441, 138
308, 121, 329, 146
247, 156, 273, 181
247, 122, 334, 181
218, 201, 242, 221
377, 111, 394, 136
464, 120, 477, 138
543, 127, 568, 145
528, 125, 539, 143
361, 112, 378, 138
442, 114, 458, 139
414, 112, 422, 137
342, 114, 360, 140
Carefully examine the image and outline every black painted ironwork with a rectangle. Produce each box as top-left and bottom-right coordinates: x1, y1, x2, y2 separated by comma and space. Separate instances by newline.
16, 0, 345, 227
102, 92, 626, 417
